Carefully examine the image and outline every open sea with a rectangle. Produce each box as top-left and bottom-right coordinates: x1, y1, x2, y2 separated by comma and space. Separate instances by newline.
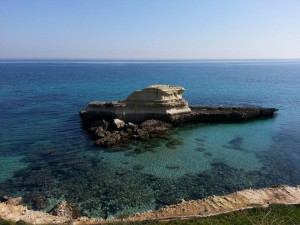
0, 60, 300, 218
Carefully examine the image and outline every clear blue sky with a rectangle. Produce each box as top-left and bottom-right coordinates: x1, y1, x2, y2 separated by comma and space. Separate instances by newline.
1, 0, 300, 59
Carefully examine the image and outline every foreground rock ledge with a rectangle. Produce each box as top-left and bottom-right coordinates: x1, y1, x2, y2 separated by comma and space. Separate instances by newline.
1, 185, 299, 224
80, 85, 277, 147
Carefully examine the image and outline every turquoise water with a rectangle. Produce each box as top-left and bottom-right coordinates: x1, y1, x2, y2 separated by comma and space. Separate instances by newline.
0, 60, 300, 218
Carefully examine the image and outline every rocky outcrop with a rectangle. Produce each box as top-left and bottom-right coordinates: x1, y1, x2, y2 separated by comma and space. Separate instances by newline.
80, 85, 278, 147
80, 85, 191, 124
49, 200, 80, 219
0, 185, 299, 224
80, 84, 277, 126
90, 119, 172, 147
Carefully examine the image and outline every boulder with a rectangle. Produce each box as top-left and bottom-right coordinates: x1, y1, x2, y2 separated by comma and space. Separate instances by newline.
127, 122, 138, 131
95, 127, 106, 138
140, 119, 172, 134
136, 128, 150, 141
0, 196, 22, 206
95, 131, 122, 147
113, 119, 126, 130
49, 200, 80, 219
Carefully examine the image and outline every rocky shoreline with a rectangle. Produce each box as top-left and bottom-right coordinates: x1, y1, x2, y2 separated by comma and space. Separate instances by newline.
1, 185, 299, 224
80, 85, 277, 148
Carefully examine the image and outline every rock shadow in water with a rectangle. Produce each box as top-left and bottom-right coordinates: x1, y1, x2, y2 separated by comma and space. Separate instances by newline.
165, 163, 180, 170
195, 147, 207, 152
132, 164, 145, 171
194, 137, 207, 143
204, 152, 213, 157
223, 136, 245, 151
165, 138, 183, 149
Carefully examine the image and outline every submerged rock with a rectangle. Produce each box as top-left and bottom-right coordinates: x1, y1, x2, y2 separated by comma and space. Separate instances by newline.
132, 164, 144, 170
166, 163, 180, 169
225, 136, 244, 150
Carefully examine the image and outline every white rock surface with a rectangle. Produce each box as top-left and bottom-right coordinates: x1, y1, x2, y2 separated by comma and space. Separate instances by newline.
84, 85, 191, 123
113, 118, 125, 129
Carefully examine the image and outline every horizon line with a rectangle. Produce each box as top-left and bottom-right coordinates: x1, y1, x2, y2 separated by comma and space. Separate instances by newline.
1, 58, 300, 61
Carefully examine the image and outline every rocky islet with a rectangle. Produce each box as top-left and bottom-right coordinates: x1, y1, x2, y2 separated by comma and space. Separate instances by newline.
80, 84, 277, 148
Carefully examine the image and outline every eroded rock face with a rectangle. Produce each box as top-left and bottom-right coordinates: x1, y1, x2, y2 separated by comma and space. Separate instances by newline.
80, 85, 191, 124
124, 85, 191, 121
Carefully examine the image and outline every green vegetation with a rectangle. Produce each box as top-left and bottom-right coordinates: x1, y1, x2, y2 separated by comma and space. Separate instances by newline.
1, 204, 300, 225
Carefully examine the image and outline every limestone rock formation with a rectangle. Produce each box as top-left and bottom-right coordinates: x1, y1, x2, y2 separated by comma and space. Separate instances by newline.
80, 85, 191, 124
80, 84, 278, 148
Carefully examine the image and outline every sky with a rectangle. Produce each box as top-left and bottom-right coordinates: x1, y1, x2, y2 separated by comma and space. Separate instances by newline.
0, 0, 300, 60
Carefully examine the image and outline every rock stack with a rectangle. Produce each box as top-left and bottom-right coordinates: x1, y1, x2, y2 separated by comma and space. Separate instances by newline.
80, 85, 191, 124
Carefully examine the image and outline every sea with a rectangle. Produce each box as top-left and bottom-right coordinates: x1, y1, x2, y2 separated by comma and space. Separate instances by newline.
0, 60, 300, 218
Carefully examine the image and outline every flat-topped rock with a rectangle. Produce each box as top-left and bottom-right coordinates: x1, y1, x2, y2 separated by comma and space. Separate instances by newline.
189, 106, 278, 122
80, 84, 191, 124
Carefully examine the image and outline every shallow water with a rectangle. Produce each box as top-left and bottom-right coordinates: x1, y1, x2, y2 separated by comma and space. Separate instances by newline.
0, 60, 300, 217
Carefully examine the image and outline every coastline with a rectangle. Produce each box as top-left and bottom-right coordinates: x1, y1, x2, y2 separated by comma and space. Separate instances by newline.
1, 185, 299, 224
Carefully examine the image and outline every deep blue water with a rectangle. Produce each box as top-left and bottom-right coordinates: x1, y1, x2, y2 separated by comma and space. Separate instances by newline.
0, 60, 300, 218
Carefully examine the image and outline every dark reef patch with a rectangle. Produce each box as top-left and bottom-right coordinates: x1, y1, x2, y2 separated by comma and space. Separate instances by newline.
195, 147, 206, 152
165, 164, 180, 170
